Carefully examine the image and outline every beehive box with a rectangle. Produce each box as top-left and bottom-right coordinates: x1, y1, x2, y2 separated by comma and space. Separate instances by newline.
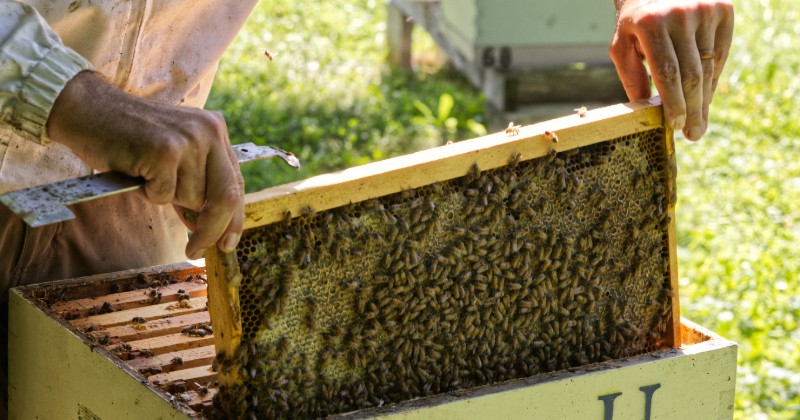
387, 0, 626, 111
8, 101, 738, 419
9, 270, 736, 419
9, 263, 214, 419
437, 0, 616, 69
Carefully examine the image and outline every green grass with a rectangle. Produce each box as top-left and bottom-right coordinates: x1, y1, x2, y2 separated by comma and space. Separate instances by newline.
208, 0, 800, 417
206, 0, 485, 192
675, 0, 800, 417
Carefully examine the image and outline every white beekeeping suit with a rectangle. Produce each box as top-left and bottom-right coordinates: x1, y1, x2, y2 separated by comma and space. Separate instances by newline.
1, 0, 258, 193
0, 0, 260, 287
0, 0, 258, 285
0, 3, 257, 413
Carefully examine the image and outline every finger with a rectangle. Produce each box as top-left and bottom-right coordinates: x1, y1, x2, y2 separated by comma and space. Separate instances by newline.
217, 143, 245, 253
173, 204, 199, 232
696, 34, 717, 141
185, 144, 242, 259
711, 7, 735, 93
698, 50, 714, 140
609, 34, 652, 101
637, 28, 686, 132
173, 148, 208, 212
143, 169, 178, 205
672, 28, 704, 141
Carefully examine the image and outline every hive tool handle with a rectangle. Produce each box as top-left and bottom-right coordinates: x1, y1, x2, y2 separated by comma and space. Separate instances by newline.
0, 143, 300, 228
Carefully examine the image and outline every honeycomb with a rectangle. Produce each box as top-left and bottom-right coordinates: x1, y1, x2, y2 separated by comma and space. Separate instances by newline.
213, 128, 675, 418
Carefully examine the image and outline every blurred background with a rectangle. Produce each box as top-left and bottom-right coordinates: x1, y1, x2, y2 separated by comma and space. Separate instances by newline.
206, 0, 799, 418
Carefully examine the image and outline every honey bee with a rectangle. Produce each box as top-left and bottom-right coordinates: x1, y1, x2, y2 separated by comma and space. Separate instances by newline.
300, 205, 316, 218
139, 365, 163, 376
544, 130, 559, 143
264, 50, 274, 61
508, 152, 522, 167
505, 122, 522, 136
574, 106, 588, 117
113, 343, 132, 353
147, 288, 162, 304
196, 382, 210, 396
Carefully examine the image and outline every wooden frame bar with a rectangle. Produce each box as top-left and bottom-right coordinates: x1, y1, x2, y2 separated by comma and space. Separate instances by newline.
206, 98, 681, 395
240, 100, 664, 230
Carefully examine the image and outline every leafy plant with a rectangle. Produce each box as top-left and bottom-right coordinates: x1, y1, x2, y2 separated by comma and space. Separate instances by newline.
411, 92, 487, 143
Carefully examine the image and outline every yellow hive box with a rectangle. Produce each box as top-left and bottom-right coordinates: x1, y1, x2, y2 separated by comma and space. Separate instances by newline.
9, 266, 736, 419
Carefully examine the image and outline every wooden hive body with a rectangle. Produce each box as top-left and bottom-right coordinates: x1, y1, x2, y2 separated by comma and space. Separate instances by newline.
205, 100, 682, 417
9, 275, 736, 419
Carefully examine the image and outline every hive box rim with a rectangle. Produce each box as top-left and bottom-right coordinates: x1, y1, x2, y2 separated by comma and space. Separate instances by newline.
11, 262, 206, 418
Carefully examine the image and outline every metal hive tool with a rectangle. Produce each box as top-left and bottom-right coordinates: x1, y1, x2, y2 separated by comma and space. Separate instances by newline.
205, 101, 679, 419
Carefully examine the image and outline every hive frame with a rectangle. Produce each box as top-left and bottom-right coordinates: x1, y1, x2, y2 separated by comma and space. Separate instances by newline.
206, 98, 680, 389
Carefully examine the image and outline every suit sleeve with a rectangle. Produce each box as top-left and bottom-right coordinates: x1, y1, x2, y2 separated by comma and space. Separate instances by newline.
0, 1, 93, 144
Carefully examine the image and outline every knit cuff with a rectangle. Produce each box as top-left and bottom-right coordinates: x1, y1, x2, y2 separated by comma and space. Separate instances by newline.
8, 44, 93, 144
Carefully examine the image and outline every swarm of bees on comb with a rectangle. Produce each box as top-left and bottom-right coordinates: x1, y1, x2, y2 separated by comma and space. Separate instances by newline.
212, 128, 675, 418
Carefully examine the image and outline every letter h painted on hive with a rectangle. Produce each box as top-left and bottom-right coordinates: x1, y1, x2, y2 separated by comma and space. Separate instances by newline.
598, 383, 661, 419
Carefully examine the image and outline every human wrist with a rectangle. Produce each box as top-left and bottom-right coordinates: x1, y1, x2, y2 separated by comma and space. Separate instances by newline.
47, 70, 101, 146
46, 70, 136, 171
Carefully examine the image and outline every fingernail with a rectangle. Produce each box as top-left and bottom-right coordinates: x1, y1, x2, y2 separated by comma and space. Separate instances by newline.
671, 115, 686, 130
223, 233, 240, 252
688, 126, 703, 140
